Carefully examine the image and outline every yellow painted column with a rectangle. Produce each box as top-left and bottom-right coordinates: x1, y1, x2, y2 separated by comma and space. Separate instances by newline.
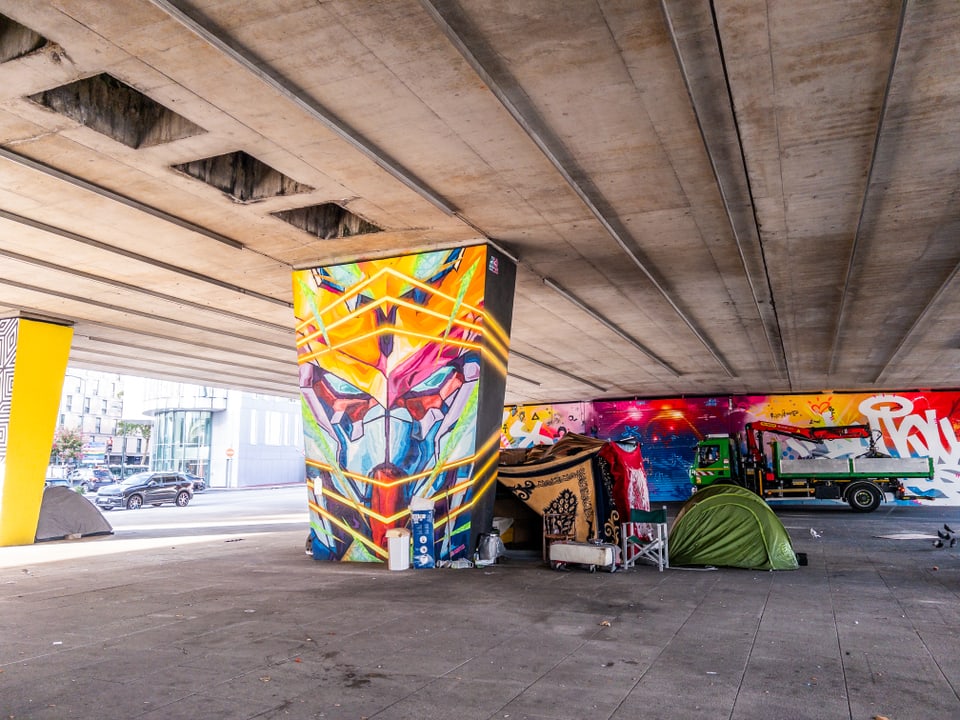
0, 318, 73, 546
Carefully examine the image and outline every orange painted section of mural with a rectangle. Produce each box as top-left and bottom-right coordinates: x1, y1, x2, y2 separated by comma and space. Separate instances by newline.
503, 392, 960, 505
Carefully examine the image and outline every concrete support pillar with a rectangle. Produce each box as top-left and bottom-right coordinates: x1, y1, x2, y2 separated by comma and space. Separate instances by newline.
294, 244, 516, 562
0, 317, 73, 546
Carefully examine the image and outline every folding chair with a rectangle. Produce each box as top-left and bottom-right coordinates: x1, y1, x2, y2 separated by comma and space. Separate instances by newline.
620, 506, 669, 571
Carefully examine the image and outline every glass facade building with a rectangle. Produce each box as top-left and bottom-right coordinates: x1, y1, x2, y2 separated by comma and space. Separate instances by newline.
152, 410, 213, 478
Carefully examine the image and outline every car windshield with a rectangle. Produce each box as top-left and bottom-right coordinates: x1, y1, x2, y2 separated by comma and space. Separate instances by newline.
120, 473, 152, 486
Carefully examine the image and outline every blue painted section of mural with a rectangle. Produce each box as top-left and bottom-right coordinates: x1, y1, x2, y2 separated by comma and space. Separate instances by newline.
639, 438, 697, 502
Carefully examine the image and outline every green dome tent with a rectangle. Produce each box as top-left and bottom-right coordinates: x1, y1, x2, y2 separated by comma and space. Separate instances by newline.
670, 484, 799, 570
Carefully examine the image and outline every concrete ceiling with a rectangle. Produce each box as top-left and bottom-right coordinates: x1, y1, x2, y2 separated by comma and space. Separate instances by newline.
1, 1, 958, 405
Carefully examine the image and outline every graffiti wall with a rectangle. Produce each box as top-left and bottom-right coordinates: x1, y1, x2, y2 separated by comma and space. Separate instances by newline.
503, 392, 960, 505
295, 245, 515, 562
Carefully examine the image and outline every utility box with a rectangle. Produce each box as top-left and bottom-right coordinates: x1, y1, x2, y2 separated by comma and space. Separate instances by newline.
410, 496, 435, 569
385, 528, 411, 571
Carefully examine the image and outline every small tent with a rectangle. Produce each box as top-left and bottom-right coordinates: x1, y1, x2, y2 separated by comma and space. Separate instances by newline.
669, 484, 799, 570
35, 487, 113, 542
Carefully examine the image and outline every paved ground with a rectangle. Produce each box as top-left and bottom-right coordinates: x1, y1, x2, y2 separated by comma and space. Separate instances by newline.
1, 496, 958, 720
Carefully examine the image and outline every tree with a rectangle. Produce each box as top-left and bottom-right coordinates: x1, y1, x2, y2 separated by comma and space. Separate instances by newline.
53, 426, 84, 465
116, 421, 151, 440
115, 422, 152, 474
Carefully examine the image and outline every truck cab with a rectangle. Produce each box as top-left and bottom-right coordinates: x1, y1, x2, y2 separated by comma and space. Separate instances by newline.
690, 435, 739, 488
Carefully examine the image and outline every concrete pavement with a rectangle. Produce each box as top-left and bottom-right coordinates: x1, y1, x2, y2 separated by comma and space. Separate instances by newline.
1, 502, 958, 719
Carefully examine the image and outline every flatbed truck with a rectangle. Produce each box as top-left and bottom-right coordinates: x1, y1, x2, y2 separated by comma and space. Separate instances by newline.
689, 421, 934, 512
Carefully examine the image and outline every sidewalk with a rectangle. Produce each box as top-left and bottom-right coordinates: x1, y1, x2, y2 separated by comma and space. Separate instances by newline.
1, 504, 958, 719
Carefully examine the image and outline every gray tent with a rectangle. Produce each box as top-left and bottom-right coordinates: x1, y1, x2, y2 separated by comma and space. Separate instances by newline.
35, 487, 113, 542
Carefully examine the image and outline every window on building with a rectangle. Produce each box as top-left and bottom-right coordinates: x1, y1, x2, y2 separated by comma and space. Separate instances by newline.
153, 410, 212, 477
264, 411, 282, 445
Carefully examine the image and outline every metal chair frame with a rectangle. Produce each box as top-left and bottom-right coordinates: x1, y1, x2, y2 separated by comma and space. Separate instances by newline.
620, 506, 669, 571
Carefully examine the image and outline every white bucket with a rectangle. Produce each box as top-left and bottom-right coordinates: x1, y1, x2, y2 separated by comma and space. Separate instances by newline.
385, 528, 411, 571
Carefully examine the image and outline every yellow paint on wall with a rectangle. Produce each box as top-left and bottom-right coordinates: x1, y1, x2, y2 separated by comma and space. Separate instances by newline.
0, 319, 73, 546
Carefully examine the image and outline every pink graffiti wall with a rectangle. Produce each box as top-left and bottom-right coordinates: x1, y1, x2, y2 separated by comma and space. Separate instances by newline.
502, 391, 960, 504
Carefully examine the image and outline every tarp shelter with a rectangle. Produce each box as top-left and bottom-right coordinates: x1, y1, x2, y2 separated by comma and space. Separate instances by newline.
497, 433, 649, 546
669, 484, 799, 570
35, 487, 113, 542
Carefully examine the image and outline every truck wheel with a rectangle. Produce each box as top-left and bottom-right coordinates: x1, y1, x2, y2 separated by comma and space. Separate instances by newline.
846, 483, 882, 512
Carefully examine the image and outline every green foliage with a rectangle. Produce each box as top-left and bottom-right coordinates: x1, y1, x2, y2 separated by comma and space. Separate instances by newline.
52, 426, 84, 463
116, 421, 151, 439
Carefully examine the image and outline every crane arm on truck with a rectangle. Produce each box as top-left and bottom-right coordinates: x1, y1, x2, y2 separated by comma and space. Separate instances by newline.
743, 422, 871, 465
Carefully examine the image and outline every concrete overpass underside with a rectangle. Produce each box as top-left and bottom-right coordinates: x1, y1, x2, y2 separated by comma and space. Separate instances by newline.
1, 1, 958, 404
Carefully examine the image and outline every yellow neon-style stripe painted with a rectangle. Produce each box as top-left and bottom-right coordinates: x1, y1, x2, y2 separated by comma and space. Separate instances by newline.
308, 500, 388, 559
314, 453, 489, 529
306, 429, 499, 493
316, 485, 415, 525
297, 294, 487, 348
482, 311, 510, 352
297, 300, 510, 365
297, 319, 506, 377
431, 445, 500, 527
295, 265, 486, 335
298, 327, 483, 365
306, 453, 477, 488
305, 424, 503, 556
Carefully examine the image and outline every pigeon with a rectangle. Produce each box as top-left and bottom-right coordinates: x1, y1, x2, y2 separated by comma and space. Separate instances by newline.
810, 528, 822, 539
946, 523, 956, 534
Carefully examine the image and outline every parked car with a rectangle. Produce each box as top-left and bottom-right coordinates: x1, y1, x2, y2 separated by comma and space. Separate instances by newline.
45, 477, 74, 489
95, 472, 194, 511
184, 473, 206, 492
72, 468, 117, 493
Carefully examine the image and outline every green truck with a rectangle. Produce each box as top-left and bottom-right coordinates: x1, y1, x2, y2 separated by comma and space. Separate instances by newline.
690, 421, 934, 512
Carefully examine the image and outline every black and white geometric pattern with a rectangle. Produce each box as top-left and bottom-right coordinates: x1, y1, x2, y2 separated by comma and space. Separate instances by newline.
0, 318, 19, 459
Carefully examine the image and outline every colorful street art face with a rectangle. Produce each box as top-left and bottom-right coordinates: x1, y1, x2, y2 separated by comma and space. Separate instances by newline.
503, 392, 960, 505
295, 246, 509, 561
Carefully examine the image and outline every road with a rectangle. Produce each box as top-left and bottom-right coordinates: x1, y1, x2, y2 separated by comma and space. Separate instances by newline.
102, 484, 308, 536
0, 485, 311, 569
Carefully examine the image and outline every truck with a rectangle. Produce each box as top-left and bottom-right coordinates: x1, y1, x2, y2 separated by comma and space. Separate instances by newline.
689, 421, 935, 512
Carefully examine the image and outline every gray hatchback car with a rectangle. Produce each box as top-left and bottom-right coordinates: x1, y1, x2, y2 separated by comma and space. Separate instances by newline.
95, 472, 193, 510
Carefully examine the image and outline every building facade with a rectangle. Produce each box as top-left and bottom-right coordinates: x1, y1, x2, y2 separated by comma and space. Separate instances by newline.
54, 370, 304, 487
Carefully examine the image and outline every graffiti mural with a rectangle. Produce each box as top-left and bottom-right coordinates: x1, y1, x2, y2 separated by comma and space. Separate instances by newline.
503, 392, 960, 505
295, 245, 514, 562
500, 402, 588, 447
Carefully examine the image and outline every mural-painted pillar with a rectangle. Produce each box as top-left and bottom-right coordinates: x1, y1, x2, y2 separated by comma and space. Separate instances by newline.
0, 317, 73, 546
294, 244, 516, 562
